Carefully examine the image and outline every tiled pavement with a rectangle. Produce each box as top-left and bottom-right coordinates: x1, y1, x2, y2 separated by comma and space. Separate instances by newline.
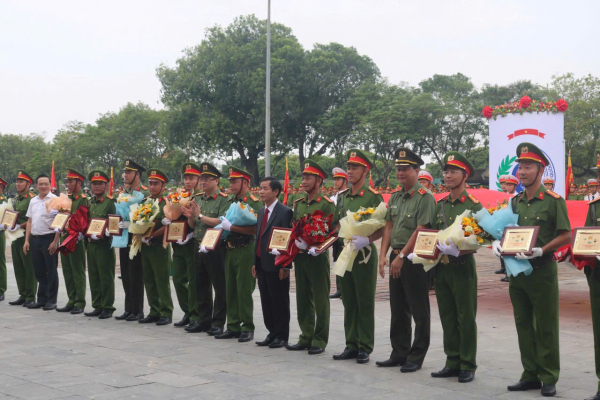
0, 245, 597, 399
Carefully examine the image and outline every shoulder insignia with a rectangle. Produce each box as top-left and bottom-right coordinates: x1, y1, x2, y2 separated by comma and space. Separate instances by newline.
293, 197, 304, 203
338, 188, 349, 195
29, 193, 35, 198
467, 194, 480, 204
250, 194, 258, 202
107, 195, 114, 200
589, 197, 600, 205
546, 190, 561, 199
368, 187, 379, 194
316, 196, 321, 203
141, 185, 148, 190
418, 188, 427, 196
81, 194, 87, 198
323, 196, 334, 203
219, 192, 228, 197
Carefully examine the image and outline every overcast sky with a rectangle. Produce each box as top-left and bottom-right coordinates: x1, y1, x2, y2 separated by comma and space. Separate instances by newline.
1, 0, 597, 140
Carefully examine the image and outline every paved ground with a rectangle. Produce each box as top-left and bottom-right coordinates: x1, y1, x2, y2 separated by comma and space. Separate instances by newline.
0, 247, 598, 399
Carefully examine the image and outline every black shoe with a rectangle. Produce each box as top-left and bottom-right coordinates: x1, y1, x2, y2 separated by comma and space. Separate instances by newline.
0, 294, 4, 301
215, 329, 241, 339
400, 362, 421, 373
376, 358, 406, 367
126, 313, 144, 322
256, 336, 275, 346
27, 302, 45, 309
285, 343, 309, 351
23, 300, 34, 307
115, 311, 131, 320
308, 346, 324, 355
56, 305, 74, 312
500, 276, 509, 282
585, 391, 600, 400
156, 317, 172, 326
333, 347, 358, 360
43, 303, 57, 311
139, 315, 160, 323
269, 338, 287, 348
495, 268, 506, 274
84, 309, 102, 317
541, 384, 556, 397
98, 310, 113, 319
458, 370, 475, 382
173, 317, 190, 327
185, 321, 210, 333
207, 326, 223, 336
357, 348, 369, 364
329, 291, 341, 299
507, 380, 542, 391
9, 298, 26, 306
70, 307, 84, 315
238, 332, 254, 343
431, 367, 461, 378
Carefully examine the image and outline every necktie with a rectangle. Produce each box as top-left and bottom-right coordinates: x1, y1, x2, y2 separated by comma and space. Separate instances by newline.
256, 208, 270, 258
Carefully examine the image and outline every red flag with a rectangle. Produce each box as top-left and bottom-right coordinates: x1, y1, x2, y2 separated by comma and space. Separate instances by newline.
51, 160, 57, 191
565, 150, 574, 200
283, 158, 290, 204
369, 170, 374, 188
109, 167, 115, 196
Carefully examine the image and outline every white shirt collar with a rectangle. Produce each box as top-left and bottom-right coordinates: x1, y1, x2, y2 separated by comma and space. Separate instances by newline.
265, 199, 278, 214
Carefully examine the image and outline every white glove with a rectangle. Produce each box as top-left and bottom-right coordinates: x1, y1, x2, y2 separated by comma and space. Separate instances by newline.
90, 234, 100, 241
141, 236, 151, 244
436, 239, 460, 257
308, 247, 319, 257
176, 232, 194, 245
49, 209, 59, 217
407, 253, 414, 262
0, 224, 5, 231
199, 245, 209, 253
270, 248, 281, 256
295, 238, 308, 250
161, 217, 172, 226
54, 227, 62, 233
7, 225, 19, 232
118, 221, 130, 229
78, 232, 84, 242
597, 255, 600, 262
351, 235, 370, 251
105, 228, 110, 237
515, 247, 543, 260
220, 217, 232, 231
492, 240, 503, 258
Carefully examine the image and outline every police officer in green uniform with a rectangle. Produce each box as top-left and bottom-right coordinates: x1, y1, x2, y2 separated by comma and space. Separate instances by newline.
377, 148, 436, 372
330, 167, 349, 300
183, 162, 229, 335
492, 143, 571, 397
163, 163, 202, 328
285, 160, 337, 355
138, 169, 174, 326
333, 149, 384, 364
57, 169, 89, 314
5, 172, 37, 306
0, 177, 7, 302
428, 152, 482, 383
116, 159, 149, 322
215, 166, 262, 342
84, 170, 117, 319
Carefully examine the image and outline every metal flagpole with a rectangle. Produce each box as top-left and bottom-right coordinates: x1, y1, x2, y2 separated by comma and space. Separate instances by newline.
264, 0, 271, 177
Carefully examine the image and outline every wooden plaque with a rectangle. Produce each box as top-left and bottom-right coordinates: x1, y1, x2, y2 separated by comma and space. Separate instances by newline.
572, 227, 600, 258
500, 226, 540, 256
268, 228, 293, 252
167, 221, 187, 243
50, 212, 70, 231
142, 223, 156, 240
201, 228, 223, 250
86, 218, 108, 237
1, 210, 19, 230
413, 229, 440, 259
107, 214, 122, 236
313, 235, 338, 254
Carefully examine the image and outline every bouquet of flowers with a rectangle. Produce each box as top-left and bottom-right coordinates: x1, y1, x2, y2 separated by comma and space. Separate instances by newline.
461, 215, 493, 246
128, 198, 160, 259
275, 210, 336, 268
45, 193, 72, 213
1, 200, 24, 245
333, 202, 387, 276
214, 201, 258, 239
111, 191, 145, 249
164, 189, 193, 220
58, 206, 89, 255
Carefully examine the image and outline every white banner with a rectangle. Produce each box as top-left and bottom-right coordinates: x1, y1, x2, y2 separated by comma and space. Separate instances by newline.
489, 112, 565, 196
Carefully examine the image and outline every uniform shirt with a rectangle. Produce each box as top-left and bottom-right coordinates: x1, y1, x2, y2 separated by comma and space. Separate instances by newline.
340, 184, 384, 215
26, 193, 57, 235
585, 192, 600, 202
434, 190, 483, 230
293, 191, 338, 225
514, 185, 570, 249
13, 192, 35, 226
386, 182, 436, 249
69, 190, 89, 214
89, 194, 116, 241
125, 184, 149, 198
0, 195, 5, 237
193, 190, 229, 241
227, 191, 263, 240
585, 197, 600, 227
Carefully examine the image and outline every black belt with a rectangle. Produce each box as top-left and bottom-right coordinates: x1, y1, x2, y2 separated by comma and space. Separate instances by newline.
31, 233, 55, 238
445, 253, 475, 265
528, 253, 554, 269
226, 239, 255, 249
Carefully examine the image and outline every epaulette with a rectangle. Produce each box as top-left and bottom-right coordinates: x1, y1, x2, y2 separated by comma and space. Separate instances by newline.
219, 192, 228, 197
323, 196, 334, 203
467, 194, 479, 204
29, 192, 35, 198
81, 194, 87, 198
338, 188, 349, 195
293, 196, 304, 203
418, 188, 427, 196
106, 195, 114, 200
589, 196, 600, 205
250, 194, 259, 202
546, 190, 561, 199
368, 187, 379, 194
140, 185, 148, 191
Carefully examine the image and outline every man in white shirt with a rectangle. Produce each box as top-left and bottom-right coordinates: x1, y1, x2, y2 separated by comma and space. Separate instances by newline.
23, 174, 60, 310
586, 179, 600, 202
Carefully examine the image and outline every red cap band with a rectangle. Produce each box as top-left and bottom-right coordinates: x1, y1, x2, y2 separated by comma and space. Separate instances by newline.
518, 151, 547, 167
505, 177, 519, 185
66, 172, 85, 181
17, 174, 33, 184
184, 167, 201, 176
446, 160, 471, 176
0, 178, 7, 187
333, 172, 348, 180
229, 172, 251, 181
303, 166, 326, 180
348, 155, 370, 170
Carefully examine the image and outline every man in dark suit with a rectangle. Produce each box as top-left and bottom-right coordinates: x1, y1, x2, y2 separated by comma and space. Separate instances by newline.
253, 177, 293, 348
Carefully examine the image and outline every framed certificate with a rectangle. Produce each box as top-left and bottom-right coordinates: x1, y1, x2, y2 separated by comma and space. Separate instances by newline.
500, 226, 540, 256
107, 214, 122, 236
572, 227, 600, 258
50, 212, 70, 231
313, 235, 338, 254
167, 221, 187, 243
413, 229, 440, 259
201, 228, 223, 250
142, 223, 156, 240
1, 210, 19, 230
268, 228, 293, 252
86, 218, 108, 237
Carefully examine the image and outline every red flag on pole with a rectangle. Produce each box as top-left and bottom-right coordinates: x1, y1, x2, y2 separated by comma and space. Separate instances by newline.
109, 167, 115, 196
369, 170, 374, 188
51, 160, 57, 191
283, 157, 290, 204
565, 149, 574, 200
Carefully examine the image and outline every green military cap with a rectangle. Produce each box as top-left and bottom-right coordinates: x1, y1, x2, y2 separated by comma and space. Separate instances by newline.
227, 166, 253, 181
443, 151, 475, 178
122, 159, 146, 173
66, 169, 85, 181
394, 147, 424, 167
199, 162, 222, 178
302, 159, 328, 179
15, 170, 34, 184
182, 162, 202, 176
147, 168, 168, 183
592, 148, 600, 170
516, 142, 549, 167
88, 170, 109, 183
346, 148, 373, 169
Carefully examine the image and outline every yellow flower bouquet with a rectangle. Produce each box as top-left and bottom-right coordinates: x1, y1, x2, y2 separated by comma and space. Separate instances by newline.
128, 198, 160, 259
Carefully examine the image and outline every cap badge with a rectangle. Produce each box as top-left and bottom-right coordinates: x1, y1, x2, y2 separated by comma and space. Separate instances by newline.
229, 168, 233, 173
304, 163, 309, 169
448, 155, 454, 161
18, 171, 22, 175
151, 171, 156, 176
399, 151, 406, 157
203, 165, 208, 171
94, 172, 99, 177
522, 146, 528, 153
350, 152, 356, 158
187, 165, 191, 170
126, 160, 130, 165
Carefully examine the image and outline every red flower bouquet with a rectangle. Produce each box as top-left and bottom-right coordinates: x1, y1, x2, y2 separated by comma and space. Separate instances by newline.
58, 206, 89, 255
519, 95, 532, 108
275, 210, 336, 268
556, 99, 569, 112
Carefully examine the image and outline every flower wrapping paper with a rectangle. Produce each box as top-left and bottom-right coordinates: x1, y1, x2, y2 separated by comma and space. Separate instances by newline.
111, 191, 145, 249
